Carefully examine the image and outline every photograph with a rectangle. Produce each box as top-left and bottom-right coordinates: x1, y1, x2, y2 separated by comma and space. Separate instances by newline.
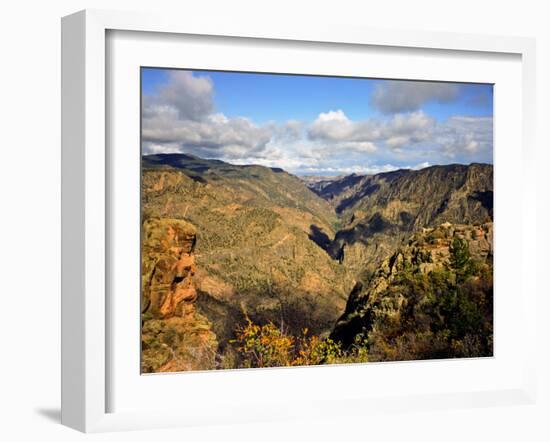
1, 0, 545, 439
140, 68, 494, 373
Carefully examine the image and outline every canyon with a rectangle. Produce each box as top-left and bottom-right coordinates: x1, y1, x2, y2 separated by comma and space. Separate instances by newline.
141, 153, 493, 372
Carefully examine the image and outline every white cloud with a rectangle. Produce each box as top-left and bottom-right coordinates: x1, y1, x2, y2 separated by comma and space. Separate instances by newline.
300, 161, 432, 176
143, 71, 214, 121
301, 164, 398, 175
142, 114, 273, 158
142, 71, 274, 159
273, 120, 304, 142
370, 80, 459, 114
309, 110, 354, 140
412, 161, 431, 170
434, 116, 493, 158
309, 110, 379, 143
308, 109, 434, 150
383, 111, 435, 148
344, 141, 378, 153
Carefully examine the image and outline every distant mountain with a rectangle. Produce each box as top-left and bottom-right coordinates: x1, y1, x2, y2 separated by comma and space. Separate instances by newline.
299, 175, 344, 194
309, 163, 493, 275
309, 164, 492, 220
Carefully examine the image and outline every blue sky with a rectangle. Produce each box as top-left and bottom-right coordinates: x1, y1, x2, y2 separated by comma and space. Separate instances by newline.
141, 67, 493, 176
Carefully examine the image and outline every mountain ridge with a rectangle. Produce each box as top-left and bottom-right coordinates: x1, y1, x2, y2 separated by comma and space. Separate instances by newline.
141, 153, 493, 370
316, 162, 493, 275
141, 153, 355, 353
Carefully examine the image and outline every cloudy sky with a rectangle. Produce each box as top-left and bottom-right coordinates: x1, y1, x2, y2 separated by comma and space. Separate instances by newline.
141, 68, 493, 176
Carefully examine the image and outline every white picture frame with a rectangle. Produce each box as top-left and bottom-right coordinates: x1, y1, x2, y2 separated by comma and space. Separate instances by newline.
61, 9, 537, 433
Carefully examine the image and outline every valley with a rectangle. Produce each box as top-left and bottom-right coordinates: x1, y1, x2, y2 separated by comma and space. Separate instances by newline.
140, 153, 494, 372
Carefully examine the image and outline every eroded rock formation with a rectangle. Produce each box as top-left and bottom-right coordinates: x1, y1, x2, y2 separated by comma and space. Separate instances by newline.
141, 218, 218, 373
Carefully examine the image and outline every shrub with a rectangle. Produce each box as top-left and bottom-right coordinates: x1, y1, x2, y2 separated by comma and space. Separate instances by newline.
231, 319, 294, 368
230, 320, 369, 368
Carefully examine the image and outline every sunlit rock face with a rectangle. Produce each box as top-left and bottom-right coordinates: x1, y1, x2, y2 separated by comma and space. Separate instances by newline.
141, 218, 218, 373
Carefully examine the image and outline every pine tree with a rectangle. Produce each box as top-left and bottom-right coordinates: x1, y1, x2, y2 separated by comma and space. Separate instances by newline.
449, 237, 472, 283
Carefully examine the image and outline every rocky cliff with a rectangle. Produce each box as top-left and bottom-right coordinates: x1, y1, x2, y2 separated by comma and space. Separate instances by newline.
312, 164, 493, 276
330, 222, 493, 360
141, 218, 218, 373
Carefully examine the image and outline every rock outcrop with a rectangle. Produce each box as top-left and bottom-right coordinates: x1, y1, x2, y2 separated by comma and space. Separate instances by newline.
330, 222, 493, 359
141, 218, 218, 373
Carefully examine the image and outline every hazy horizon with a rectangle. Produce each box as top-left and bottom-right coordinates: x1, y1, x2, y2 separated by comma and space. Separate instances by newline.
142, 151, 493, 178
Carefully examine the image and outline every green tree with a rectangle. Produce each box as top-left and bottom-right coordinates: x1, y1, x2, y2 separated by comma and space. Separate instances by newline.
449, 237, 473, 283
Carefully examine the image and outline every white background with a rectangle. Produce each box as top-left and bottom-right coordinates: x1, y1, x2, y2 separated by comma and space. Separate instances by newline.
0, 1, 548, 441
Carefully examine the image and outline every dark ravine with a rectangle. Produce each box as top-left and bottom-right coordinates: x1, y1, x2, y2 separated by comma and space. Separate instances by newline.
305, 163, 493, 276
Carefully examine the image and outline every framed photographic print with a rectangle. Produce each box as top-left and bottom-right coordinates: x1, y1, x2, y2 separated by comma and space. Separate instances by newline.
139, 67, 495, 374
61, 9, 537, 432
